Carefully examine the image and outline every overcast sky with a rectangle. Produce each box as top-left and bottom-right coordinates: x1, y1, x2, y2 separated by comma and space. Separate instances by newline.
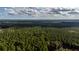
0, 0, 79, 19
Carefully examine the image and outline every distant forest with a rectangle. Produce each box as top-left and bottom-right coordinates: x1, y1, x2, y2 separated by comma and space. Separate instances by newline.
0, 20, 79, 28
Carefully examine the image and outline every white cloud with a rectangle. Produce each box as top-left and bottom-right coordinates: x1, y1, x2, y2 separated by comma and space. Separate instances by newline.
4, 8, 17, 15
3, 7, 79, 19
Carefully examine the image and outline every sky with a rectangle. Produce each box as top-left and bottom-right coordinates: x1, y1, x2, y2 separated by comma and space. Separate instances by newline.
0, 0, 79, 19
0, 7, 31, 19
1, 7, 79, 19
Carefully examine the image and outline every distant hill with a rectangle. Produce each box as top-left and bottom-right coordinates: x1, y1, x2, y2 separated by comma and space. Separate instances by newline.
0, 20, 79, 28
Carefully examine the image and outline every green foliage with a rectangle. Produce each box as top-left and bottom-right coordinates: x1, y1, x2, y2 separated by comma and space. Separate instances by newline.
0, 27, 79, 51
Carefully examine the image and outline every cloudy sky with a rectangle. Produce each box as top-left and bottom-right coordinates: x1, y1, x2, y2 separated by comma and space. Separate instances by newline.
0, 7, 32, 19
0, 7, 79, 19
0, 0, 79, 19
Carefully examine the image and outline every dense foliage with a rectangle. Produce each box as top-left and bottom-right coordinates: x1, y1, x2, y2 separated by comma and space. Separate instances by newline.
0, 27, 79, 51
